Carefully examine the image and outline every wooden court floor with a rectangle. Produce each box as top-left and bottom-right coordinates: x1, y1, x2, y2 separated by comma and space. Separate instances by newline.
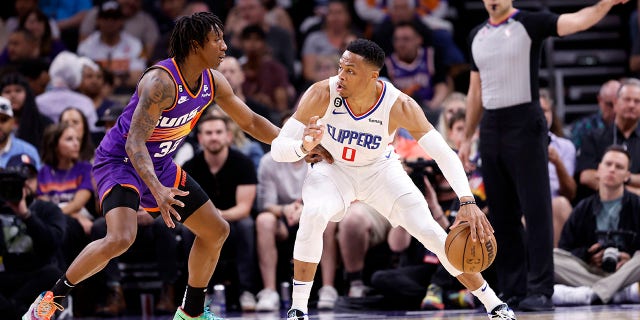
75, 304, 640, 319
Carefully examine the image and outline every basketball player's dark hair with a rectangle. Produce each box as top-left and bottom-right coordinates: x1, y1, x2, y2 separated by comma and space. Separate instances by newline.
605, 144, 631, 166
346, 39, 385, 70
169, 12, 224, 64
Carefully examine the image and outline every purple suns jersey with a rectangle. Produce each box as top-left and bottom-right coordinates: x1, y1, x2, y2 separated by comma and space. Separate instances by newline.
95, 58, 215, 166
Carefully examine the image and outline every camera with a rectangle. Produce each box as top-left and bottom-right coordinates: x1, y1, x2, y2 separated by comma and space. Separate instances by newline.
0, 169, 27, 203
404, 158, 442, 185
596, 230, 637, 273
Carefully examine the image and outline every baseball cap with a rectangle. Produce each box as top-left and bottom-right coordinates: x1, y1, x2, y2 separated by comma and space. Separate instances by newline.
6, 153, 37, 177
0, 96, 13, 118
96, 105, 124, 127
98, 1, 124, 19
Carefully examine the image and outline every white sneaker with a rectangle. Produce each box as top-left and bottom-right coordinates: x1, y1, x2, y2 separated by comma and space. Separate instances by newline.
612, 282, 640, 304
239, 291, 257, 311
317, 285, 338, 310
256, 288, 280, 312
552, 284, 593, 306
348, 281, 371, 298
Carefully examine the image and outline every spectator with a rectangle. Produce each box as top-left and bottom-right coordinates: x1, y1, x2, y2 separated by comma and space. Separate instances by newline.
13, 58, 50, 96
0, 154, 66, 319
182, 113, 259, 312
149, 0, 189, 63
79, 0, 160, 59
553, 145, 640, 306
0, 29, 41, 67
0, 72, 53, 149
436, 92, 467, 148
370, 0, 464, 68
59, 107, 95, 162
37, 122, 95, 272
630, 0, 640, 76
38, 0, 93, 41
226, 0, 297, 80
540, 89, 576, 248
240, 25, 292, 114
262, 0, 296, 37
5, 0, 61, 39
570, 80, 621, 150
94, 104, 124, 135
77, 1, 147, 90
18, 9, 67, 63
36, 51, 99, 133
300, 0, 358, 86
459, 0, 627, 311
577, 78, 640, 197
385, 21, 448, 117
78, 57, 122, 119
0, 96, 41, 169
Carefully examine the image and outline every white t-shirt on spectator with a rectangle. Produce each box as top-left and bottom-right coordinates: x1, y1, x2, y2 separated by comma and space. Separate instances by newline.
77, 31, 146, 77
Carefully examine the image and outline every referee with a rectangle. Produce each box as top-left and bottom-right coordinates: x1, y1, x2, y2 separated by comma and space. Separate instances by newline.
458, 0, 629, 312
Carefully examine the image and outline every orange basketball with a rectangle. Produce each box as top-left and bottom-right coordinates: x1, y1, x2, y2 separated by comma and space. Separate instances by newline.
445, 222, 497, 273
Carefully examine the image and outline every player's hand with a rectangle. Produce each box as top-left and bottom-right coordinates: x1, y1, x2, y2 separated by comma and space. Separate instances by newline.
458, 139, 473, 172
154, 186, 189, 228
302, 116, 324, 153
305, 144, 334, 164
451, 198, 493, 243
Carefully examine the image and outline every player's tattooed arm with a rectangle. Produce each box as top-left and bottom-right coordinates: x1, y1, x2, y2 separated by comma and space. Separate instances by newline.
125, 69, 176, 192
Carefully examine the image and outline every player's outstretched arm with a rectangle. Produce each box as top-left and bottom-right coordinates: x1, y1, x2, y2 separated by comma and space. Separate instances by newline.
271, 80, 330, 162
211, 70, 280, 144
557, 0, 628, 37
391, 94, 493, 242
125, 69, 187, 228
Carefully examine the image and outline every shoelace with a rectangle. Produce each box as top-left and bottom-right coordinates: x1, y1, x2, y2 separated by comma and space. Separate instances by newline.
36, 293, 65, 319
202, 306, 223, 320
490, 308, 513, 319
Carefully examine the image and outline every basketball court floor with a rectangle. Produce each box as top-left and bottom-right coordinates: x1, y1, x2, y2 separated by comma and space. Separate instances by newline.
72, 304, 640, 319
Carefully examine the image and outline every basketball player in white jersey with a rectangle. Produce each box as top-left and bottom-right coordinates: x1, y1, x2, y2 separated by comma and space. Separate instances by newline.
271, 39, 516, 320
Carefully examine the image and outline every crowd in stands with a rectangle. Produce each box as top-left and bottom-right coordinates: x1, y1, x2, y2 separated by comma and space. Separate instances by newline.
1, 0, 640, 317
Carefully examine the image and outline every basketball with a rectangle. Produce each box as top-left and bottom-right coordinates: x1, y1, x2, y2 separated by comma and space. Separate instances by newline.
445, 222, 497, 273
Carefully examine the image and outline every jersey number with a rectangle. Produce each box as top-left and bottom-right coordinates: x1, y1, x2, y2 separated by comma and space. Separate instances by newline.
342, 147, 356, 162
154, 138, 184, 158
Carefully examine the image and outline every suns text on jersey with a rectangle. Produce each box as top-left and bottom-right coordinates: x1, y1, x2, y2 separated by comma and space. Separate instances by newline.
156, 108, 199, 128
326, 124, 381, 149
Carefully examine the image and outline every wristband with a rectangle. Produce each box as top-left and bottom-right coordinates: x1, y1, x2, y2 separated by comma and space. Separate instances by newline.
459, 200, 476, 207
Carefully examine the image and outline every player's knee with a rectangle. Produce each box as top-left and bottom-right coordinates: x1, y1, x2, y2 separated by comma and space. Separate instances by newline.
216, 219, 230, 244
104, 229, 137, 255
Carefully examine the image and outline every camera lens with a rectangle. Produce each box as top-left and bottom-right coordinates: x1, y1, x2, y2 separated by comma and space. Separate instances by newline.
602, 247, 619, 273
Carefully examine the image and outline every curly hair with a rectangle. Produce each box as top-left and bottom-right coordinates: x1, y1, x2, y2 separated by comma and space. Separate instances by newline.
169, 12, 224, 64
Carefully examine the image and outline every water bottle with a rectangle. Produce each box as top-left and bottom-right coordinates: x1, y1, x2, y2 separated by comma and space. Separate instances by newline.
210, 284, 226, 315
280, 281, 291, 310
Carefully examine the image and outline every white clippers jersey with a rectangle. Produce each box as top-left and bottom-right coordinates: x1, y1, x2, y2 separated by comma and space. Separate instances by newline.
320, 76, 402, 166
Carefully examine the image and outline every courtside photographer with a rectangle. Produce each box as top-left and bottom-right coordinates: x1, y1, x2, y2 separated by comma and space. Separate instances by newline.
0, 154, 66, 318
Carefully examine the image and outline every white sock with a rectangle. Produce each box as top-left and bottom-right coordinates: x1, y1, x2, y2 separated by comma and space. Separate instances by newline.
471, 281, 503, 312
291, 279, 313, 314
613, 282, 640, 304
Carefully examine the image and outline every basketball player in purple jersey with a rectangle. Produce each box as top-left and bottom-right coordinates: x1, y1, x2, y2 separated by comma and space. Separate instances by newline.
23, 12, 279, 320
